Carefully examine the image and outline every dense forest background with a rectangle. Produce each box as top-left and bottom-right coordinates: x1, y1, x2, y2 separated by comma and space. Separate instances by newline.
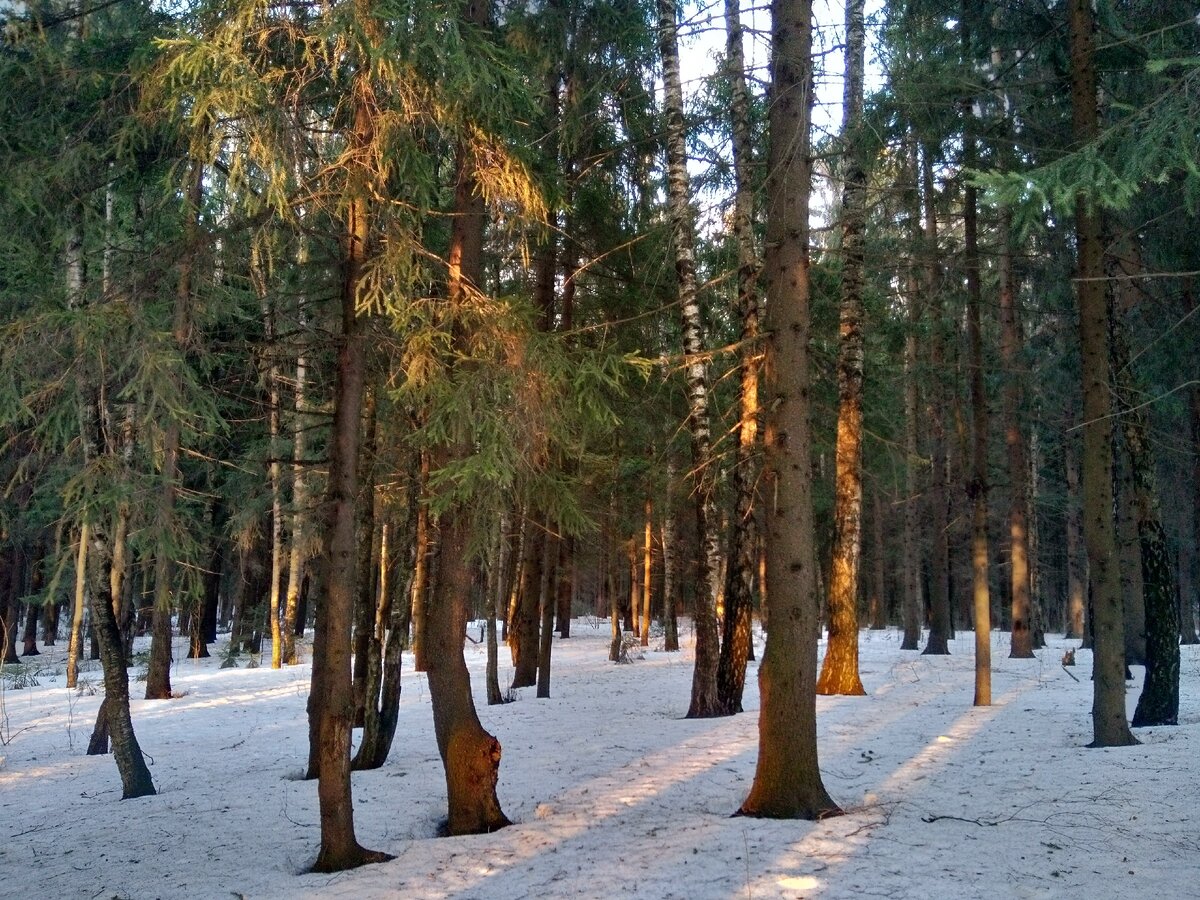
0, 0, 1197, 875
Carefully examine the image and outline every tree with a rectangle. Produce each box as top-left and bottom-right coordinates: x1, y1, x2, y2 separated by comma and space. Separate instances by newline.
657, 0, 721, 718
816, 0, 868, 697
961, 6, 991, 703
1068, 0, 1137, 749
738, 0, 840, 820
713, 0, 763, 715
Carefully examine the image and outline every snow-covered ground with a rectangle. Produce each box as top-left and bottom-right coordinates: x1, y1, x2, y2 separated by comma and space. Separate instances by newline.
1, 622, 1197, 899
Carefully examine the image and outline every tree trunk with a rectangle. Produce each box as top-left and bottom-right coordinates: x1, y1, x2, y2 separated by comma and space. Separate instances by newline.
661, 486, 680, 652
555, 534, 572, 639
536, 532, 557, 699
409, 450, 430, 671
962, 83, 992, 702
423, 91, 511, 831
658, 0, 720, 718
281, 310, 311, 665
1184, 387, 1200, 643
998, 207, 1033, 659
87, 523, 156, 798
639, 500, 652, 647
1109, 275, 1179, 727
256, 245, 286, 671
67, 524, 88, 689
1069, 0, 1137, 749
306, 85, 391, 870
868, 489, 888, 629
1064, 436, 1088, 641
351, 385, 379, 726
739, 0, 840, 819
510, 523, 542, 687
486, 512, 510, 706
816, 0, 867, 697
146, 160, 204, 701
919, 145, 950, 657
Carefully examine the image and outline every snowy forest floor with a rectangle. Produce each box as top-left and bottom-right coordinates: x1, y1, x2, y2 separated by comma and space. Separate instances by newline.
1, 622, 1198, 899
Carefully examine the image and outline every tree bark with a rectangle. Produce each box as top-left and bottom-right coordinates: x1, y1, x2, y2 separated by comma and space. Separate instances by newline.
510, 523, 542, 687
1064, 436, 1088, 642
87, 524, 155, 798
658, 0, 721, 717
998, 207, 1033, 659
256, 245, 285, 671
1109, 271, 1179, 727
281, 309, 311, 665
919, 145, 950, 657
1069, 0, 1137, 749
816, 0, 867, 697
146, 160, 204, 701
715, 0, 760, 716
422, 22, 511, 828
306, 74, 391, 869
962, 79, 992, 702
739, 0, 840, 819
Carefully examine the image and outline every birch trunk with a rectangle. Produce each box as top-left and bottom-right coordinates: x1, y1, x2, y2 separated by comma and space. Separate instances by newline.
657, 0, 720, 718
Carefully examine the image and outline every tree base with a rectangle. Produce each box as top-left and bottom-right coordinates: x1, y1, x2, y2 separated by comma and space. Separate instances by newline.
310, 845, 394, 874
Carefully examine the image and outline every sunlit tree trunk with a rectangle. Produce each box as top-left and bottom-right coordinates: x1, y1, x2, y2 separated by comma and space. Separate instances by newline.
281, 307, 310, 665
817, 0, 867, 696
1069, 0, 1137, 749
658, 0, 720, 717
739, 0, 840, 819
255, 245, 285, 670
422, 2, 511, 825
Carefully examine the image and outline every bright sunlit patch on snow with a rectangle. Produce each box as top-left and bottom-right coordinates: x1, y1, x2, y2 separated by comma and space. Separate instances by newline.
778, 875, 821, 890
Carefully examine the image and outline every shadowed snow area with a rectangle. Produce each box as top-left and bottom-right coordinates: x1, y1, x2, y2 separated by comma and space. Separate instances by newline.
1, 622, 1197, 898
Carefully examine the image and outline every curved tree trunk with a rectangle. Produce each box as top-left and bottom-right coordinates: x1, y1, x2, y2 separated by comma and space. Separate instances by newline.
422, 25, 511, 829
306, 75, 391, 868
739, 0, 840, 820
88, 524, 155, 798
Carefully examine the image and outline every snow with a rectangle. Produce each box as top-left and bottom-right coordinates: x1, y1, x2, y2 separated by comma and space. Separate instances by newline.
1, 623, 1197, 899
